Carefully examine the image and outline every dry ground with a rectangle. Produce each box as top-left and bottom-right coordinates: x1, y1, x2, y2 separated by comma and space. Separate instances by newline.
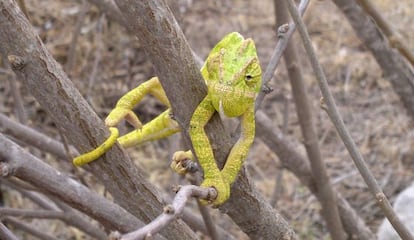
1, 0, 413, 239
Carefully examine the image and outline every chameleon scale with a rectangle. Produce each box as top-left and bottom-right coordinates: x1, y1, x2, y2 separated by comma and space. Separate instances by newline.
73, 32, 262, 206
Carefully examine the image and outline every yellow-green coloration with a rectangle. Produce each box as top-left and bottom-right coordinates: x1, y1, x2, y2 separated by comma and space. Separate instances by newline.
73, 127, 119, 166
74, 32, 262, 206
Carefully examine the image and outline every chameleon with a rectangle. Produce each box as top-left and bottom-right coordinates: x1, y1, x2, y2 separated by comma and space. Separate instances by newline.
73, 32, 262, 206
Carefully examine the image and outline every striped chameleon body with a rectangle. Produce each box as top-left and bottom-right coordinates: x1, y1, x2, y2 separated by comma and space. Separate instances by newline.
74, 32, 262, 206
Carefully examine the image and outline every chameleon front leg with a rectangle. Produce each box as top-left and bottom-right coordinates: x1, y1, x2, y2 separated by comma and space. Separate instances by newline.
221, 105, 255, 184
187, 96, 230, 206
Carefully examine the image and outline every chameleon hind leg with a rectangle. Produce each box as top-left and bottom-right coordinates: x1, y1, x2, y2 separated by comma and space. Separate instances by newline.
73, 77, 173, 166
105, 77, 170, 128
118, 109, 180, 148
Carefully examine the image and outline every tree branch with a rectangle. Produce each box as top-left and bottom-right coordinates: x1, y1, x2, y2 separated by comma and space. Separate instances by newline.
255, 111, 376, 239
0, 221, 19, 240
274, 0, 345, 239
285, 0, 414, 239
0, 133, 150, 235
114, 185, 216, 240
356, 0, 414, 66
331, 0, 414, 119
0, 1, 196, 239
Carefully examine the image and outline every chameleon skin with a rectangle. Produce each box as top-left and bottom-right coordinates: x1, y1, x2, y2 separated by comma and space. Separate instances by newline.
73, 127, 119, 166
73, 32, 262, 206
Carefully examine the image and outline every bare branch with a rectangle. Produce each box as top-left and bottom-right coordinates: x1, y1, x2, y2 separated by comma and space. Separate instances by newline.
0, 208, 64, 219
0, 133, 146, 233
356, 0, 414, 66
255, 0, 309, 109
65, 0, 90, 74
331, 0, 414, 119
274, 0, 345, 239
0, 1, 196, 238
285, 0, 414, 239
256, 111, 376, 239
115, 185, 216, 240
0, 221, 19, 240
3, 217, 58, 240
2, 179, 107, 239
0, 113, 78, 159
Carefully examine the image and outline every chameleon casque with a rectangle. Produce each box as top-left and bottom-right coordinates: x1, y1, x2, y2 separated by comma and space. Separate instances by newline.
74, 32, 262, 206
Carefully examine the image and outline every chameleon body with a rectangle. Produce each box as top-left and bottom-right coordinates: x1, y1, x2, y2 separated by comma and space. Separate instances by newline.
74, 32, 262, 206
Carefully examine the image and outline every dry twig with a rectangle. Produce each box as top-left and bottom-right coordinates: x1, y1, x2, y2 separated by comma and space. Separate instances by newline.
113, 185, 217, 240
256, 111, 375, 239
0, 1, 196, 238
0, 221, 19, 240
331, 0, 414, 119
274, 0, 345, 239
285, 0, 414, 239
3, 217, 58, 240
0, 133, 148, 234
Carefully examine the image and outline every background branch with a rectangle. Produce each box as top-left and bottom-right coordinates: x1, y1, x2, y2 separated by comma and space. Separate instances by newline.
274, 0, 345, 239
331, 0, 414, 119
285, 0, 413, 239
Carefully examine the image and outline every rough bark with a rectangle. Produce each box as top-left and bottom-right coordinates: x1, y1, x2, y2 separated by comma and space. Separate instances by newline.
0, 1, 196, 239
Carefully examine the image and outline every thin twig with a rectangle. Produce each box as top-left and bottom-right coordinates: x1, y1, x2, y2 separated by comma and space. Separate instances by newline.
284, 0, 414, 239
269, 95, 289, 206
0, 208, 64, 219
255, 0, 309, 110
256, 111, 376, 239
0, 221, 20, 240
275, 0, 345, 239
187, 177, 219, 240
356, 0, 414, 66
86, 14, 105, 99
0, 113, 79, 159
1, 179, 60, 211
65, 0, 90, 74
0, 133, 147, 233
114, 185, 217, 240
3, 217, 59, 240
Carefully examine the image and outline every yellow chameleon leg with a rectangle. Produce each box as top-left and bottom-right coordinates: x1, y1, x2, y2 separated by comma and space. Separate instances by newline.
187, 96, 230, 206
221, 106, 255, 184
73, 127, 119, 166
105, 77, 170, 128
117, 109, 180, 148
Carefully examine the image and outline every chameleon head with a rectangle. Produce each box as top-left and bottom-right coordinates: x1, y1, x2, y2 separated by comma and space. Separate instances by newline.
201, 32, 262, 118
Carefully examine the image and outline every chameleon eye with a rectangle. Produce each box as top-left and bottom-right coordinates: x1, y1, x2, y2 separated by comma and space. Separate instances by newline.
245, 75, 253, 81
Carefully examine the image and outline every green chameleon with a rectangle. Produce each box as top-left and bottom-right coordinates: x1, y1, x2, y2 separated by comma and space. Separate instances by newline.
74, 32, 262, 206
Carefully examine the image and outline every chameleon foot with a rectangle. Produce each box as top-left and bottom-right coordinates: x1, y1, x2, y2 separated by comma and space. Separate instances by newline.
171, 150, 194, 175
200, 174, 230, 206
